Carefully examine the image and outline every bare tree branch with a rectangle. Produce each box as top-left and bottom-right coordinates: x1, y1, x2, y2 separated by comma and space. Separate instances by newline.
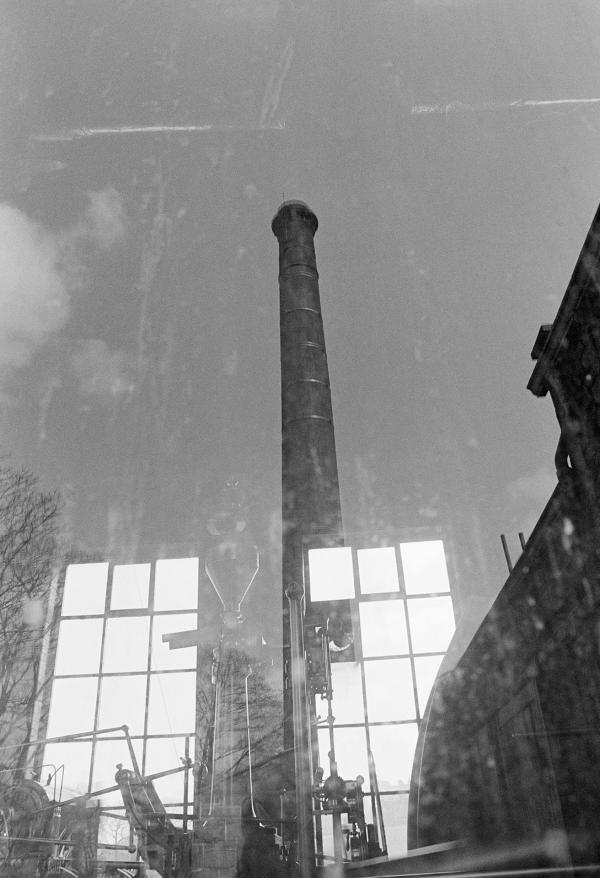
0, 463, 61, 766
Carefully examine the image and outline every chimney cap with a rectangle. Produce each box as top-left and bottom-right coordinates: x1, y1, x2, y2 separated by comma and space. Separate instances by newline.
272, 200, 318, 238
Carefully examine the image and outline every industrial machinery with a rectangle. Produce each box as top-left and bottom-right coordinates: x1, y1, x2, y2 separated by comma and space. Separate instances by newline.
0, 726, 194, 877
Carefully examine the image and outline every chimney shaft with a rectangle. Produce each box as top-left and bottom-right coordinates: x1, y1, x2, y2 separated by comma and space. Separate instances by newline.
273, 200, 343, 877
272, 198, 343, 653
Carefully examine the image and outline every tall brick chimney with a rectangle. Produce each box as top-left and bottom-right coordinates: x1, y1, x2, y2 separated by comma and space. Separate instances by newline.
272, 201, 343, 875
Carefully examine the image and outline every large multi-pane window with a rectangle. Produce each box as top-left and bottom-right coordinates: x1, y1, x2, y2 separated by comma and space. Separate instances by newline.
43, 559, 199, 821
307, 538, 455, 857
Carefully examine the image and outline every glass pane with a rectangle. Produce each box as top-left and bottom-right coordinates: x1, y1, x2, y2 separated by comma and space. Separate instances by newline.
368, 723, 418, 791
147, 672, 196, 734
154, 558, 199, 610
54, 618, 103, 675
42, 741, 93, 799
380, 794, 409, 858
414, 654, 444, 715
407, 596, 455, 653
61, 563, 108, 615
357, 547, 399, 594
400, 541, 450, 595
359, 601, 408, 657
92, 737, 143, 804
110, 563, 150, 610
97, 815, 136, 862
364, 659, 415, 722
317, 726, 368, 787
308, 547, 355, 601
151, 613, 198, 670
325, 662, 364, 724
145, 736, 195, 805
46, 676, 98, 737
102, 617, 150, 672
97, 675, 148, 736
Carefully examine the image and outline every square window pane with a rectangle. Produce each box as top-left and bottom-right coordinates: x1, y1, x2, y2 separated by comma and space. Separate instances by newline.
54, 618, 103, 675
151, 613, 198, 670
102, 617, 150, 673
42, 741, 93, 799
46, 676, 98, 737
92, 737, 143, 805
380, 794, 409, 857
147, 672, 196, 734
364, 659, 415, 722
98, 675, 147, 736
357, 548, 399, 594
325, 662, 364, 724
110, 564, 150, 610
97, 815, 136, 861
317, 726, 368, 787
400, 541, 450, 595
154, 558, 199, 610
359, 601, 408, 657
61, 563, 108, 615
407, 596, 455, 653
308, 547, 355, 601
368, 723, 418, 791
414, 654, 444, 715
145, 737, 195, 805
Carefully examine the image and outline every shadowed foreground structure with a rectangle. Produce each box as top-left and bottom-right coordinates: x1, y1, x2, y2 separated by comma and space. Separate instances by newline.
408, 201, 600, 864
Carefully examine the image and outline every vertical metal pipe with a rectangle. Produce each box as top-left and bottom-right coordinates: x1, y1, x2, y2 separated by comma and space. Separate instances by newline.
500, 534, 513, 573
286, 582, 315, 878
183, 735, 190, 834
272, 200, 343, 743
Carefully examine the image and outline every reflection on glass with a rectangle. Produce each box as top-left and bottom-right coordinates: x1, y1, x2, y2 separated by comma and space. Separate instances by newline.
359, 601, 408, 657
145, 736, 195, 804
54, 618, 103, 675
327, 662, 364, 724
357, 547, 399, 594
151, 613, 197, 670
364, 659, 415, 722
92, 737, 143, 804
147, 672, 196, 734
407, 596, 455, 653
154, 558, 199, 610
317, 726, 368, 787
110, 563, 150, 610
102, 617, 150, 673
400, 541, 450, 595
308, 547, 355, 601
42, 741, 93, 799
379, 794, 409, 857
46, 676, 98, 737
368, 723, 418, 791
61, 563, 108, 615
97, 815, 137, 862
97, 675, 147, 736
414, 654, 444, 714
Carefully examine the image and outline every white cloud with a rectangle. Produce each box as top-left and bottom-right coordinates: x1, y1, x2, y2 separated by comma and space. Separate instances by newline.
0, 188, 127, 382
82, 186, 126, 249
71, 339, 134, 401
0, 203, 70, 370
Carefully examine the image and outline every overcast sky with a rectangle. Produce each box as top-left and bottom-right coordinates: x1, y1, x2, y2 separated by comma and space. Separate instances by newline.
2, 0, 600, 636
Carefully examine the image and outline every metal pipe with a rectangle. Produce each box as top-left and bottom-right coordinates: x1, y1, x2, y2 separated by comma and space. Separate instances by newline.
500, 534, 513, 573
183, 735, 190, 834
286, 582, 315, 878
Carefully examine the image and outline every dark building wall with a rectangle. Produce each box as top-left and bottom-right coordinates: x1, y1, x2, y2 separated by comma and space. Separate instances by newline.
408, 202, 600, 862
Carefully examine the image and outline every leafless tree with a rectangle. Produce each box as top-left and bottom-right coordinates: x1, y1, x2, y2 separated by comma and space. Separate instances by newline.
0, 464, 60, 767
